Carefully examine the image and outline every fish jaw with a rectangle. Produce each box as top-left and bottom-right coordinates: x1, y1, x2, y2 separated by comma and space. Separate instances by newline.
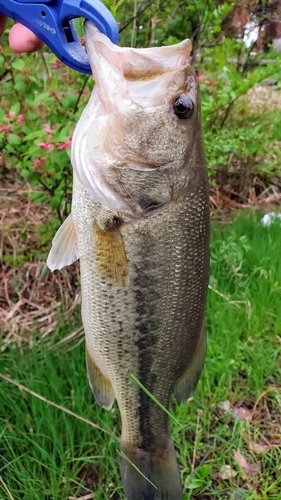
71, 22, 201, 216
84, 21, 192, 107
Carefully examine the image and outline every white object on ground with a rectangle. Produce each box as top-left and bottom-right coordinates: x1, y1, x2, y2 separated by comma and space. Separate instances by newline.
243, 22, 259, 48
273, 38, 281, 52
261, 212, 281, 226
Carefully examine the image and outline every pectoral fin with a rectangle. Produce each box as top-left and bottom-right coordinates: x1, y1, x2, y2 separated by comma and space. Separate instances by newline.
86, 347, 115, 410
47, 214, 79, 271
174, 324, 206, 405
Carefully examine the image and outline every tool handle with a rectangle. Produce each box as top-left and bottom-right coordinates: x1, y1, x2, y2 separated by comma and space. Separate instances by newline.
0, 0, 118, 73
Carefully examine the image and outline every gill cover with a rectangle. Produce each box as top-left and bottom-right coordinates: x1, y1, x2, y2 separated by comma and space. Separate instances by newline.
71, 22, 195, 214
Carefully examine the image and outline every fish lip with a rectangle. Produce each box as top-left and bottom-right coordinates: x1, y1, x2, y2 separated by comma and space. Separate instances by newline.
84, 20, 193, 83
84, 20, 192, 55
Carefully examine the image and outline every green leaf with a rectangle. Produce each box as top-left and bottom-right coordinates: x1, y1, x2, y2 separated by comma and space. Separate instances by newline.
61, 94, 77, 110
197, 465, 211, 478
7, 133, 21, 146
33, 93, 54, 105
14, 81, 27, 92
22, 131, 44, 142
10, 102, 21, 115
20, 233, 28, 243
51, 196, 61, 210
24, 144, 43, 157
11, 58, 25, 70
185, 475, 205, 489
30, 192, 46, 203
27, 171, 41, 183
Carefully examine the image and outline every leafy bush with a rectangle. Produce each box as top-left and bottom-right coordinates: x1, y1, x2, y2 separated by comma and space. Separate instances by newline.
0, 39, 93, 223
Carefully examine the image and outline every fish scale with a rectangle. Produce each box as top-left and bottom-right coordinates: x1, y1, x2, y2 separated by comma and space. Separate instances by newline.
48, 21, 210, 500
72, 164, 209, 469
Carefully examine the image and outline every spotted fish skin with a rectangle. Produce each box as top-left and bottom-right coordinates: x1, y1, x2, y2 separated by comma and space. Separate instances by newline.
48, 21, 210, 500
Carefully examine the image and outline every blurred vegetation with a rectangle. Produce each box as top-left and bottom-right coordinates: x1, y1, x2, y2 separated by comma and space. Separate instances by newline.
1, 4, 281, 498
0, 0, 281, 261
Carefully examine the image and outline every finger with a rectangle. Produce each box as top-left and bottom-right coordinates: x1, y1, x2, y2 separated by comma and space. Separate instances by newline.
0, 14, 8, 36
9, 23, 44, 52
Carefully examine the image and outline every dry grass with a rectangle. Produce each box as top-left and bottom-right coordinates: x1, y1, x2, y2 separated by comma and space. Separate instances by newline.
0, 179, 81, 347
209, 179, 281, 211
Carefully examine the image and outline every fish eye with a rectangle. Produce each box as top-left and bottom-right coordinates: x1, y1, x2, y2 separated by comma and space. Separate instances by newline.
172, 95, 194, 119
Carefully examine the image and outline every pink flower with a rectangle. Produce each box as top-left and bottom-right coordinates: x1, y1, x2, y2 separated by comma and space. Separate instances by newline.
38, 142, 52, 151
17, 114, 25, 122
196, 73, 205, 82
0, 152, 3, 167
61, 72, 68, 78
0, 124, 11, 135
6, 111, 15, 119
49, 89, 60, 101
57, 140, 71, 150
79, 37, 85, 44
43, 123, 52, 135
31, 156, 47, 175
205, 77, 215, 86
31, 156, 46, 169
53, 59, 62, 69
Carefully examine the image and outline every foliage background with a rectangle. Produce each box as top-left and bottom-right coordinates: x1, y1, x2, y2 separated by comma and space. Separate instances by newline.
0, 1, 281, 499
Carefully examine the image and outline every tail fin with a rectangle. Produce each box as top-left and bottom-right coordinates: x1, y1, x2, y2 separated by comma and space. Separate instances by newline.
120, 440, 182, 500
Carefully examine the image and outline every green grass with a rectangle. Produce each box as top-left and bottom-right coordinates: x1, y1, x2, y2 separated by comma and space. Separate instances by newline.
1, 210, 281, 499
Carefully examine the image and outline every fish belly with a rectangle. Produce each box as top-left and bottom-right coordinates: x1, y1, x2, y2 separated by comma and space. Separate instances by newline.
72, 170, 209, 499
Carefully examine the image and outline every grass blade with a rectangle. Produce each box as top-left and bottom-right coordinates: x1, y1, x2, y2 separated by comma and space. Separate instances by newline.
0, 476, 15, 500
0, 373, 118, 441
116, 449, 157, 490
125, 368, 182, 427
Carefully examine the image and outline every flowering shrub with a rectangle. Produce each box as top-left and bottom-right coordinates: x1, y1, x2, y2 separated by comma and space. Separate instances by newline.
0, 39, 93, 225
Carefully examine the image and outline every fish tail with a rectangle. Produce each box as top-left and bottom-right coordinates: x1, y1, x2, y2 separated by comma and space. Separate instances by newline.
120, 439, 182, 500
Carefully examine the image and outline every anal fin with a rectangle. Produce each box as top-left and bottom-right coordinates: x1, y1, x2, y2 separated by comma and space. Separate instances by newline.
86, 347, 115, 410
47, 213, 79, 271
174, 324, 206, 405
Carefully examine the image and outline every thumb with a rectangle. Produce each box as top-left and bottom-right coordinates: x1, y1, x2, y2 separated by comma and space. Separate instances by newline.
9, 23, 44, 52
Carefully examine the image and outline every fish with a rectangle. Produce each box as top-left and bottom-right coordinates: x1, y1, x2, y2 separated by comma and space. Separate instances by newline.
47, 21, 210, 500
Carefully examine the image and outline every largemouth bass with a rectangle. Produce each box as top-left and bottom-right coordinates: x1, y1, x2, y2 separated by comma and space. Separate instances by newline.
48, 21, 210, 500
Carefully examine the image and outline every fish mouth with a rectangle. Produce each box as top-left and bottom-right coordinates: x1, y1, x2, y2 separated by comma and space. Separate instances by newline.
84, 20, 192, 68
84, 21, 194, 107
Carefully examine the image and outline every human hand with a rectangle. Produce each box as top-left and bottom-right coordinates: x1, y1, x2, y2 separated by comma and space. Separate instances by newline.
0, 15, 44, 52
